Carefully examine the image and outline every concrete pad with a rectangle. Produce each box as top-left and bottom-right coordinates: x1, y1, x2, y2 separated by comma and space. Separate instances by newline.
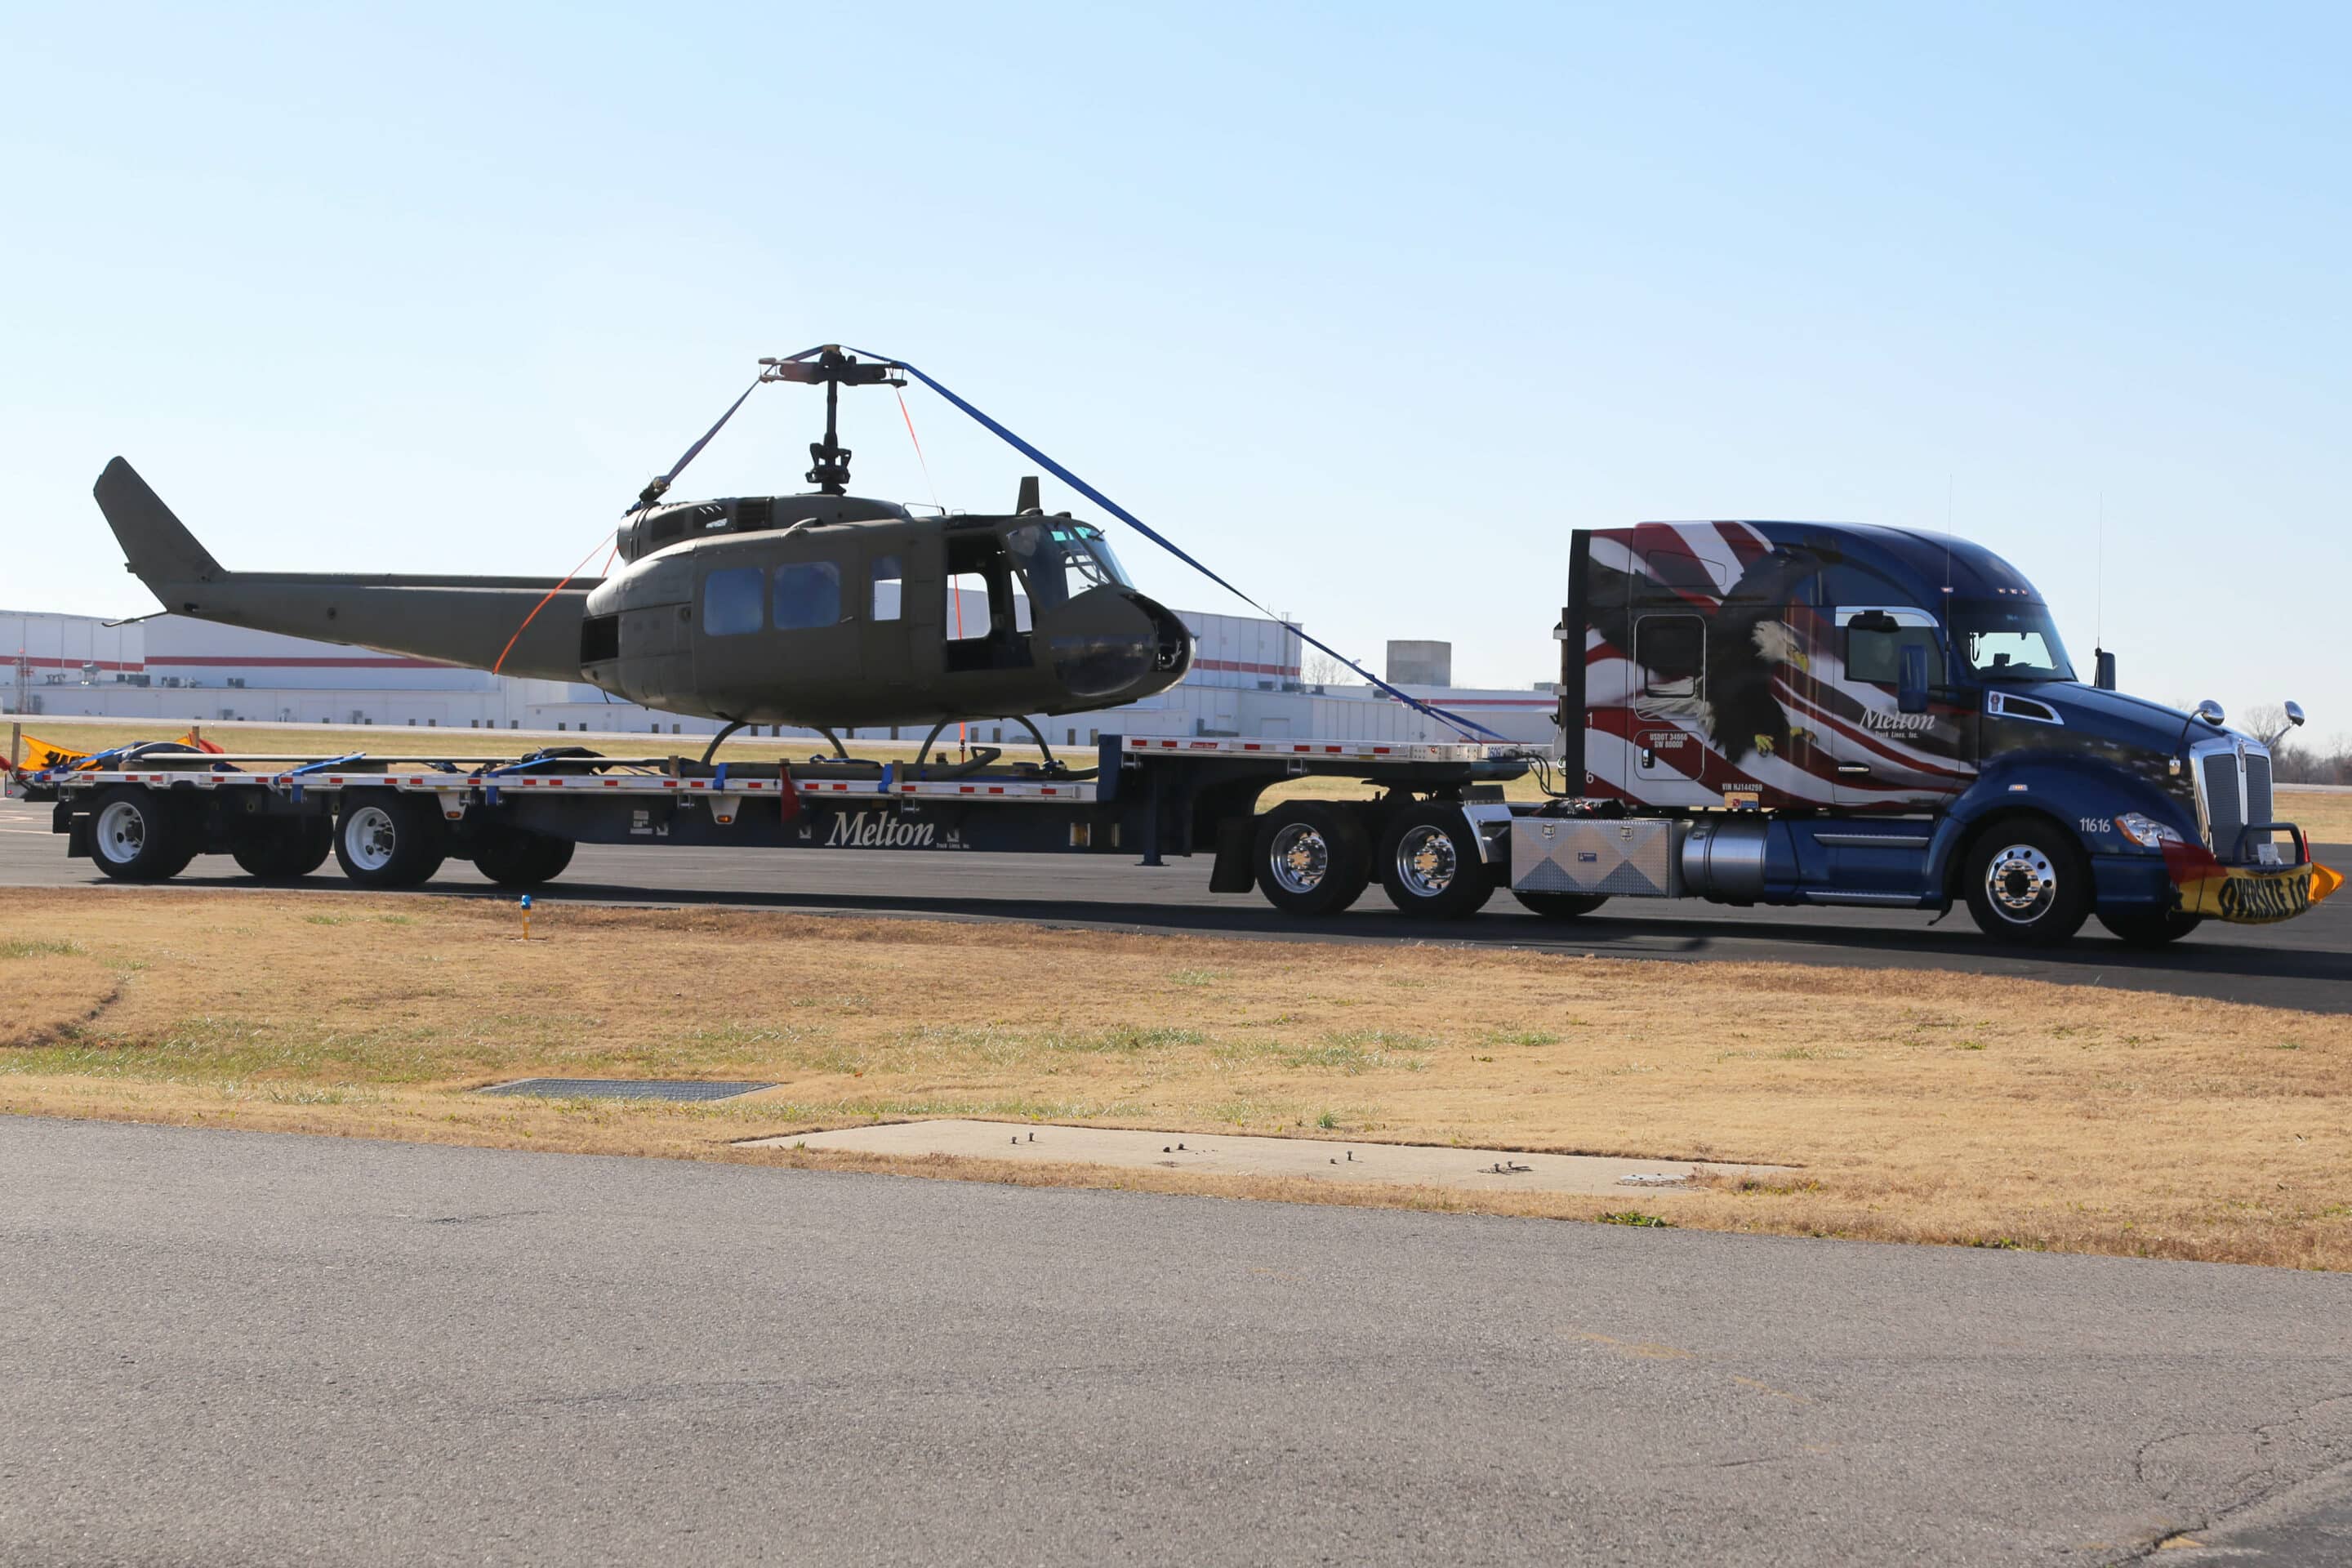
738, 1119, 1789, 1197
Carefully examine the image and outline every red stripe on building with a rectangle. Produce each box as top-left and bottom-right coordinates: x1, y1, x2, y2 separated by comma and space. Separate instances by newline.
7, 656, 143, 671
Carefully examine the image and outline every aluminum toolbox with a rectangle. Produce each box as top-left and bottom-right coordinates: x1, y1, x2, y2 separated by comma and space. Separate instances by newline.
1511, 816, 1684, 898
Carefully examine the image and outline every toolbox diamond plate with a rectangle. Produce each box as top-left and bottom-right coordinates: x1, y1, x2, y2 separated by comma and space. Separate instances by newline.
1511, 817, 1682, 898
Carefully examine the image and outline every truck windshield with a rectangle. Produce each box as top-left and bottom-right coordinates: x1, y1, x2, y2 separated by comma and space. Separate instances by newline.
1005, 522, 1133, 612
1950, 599, 2074, 682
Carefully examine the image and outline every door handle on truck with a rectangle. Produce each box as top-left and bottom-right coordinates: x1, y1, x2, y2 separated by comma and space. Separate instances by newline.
1837, 763, 1872, 776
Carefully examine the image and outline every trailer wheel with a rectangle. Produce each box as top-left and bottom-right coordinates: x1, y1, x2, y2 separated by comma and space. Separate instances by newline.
1962, 818, 2089, 945
334, 793, 447, 889
1253, 803, 1370, 916
1376, 803, 1495, 920
1512, 890, 1610, 920
232, 820, 332, 880
472, 827, 575, 889
2097, 908, 2203, 947
87, 786, 194, 883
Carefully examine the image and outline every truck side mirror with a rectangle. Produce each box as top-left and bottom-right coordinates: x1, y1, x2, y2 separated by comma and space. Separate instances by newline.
2094, 648, 2117, 691
1897, 642, 1930, 715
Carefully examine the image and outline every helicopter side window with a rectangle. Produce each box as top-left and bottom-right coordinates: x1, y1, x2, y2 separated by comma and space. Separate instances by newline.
773, 562, 842, 631
870, 555, 902, 621
704, 568, 764, 636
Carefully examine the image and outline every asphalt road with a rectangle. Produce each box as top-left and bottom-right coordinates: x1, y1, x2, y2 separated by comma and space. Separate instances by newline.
6, 797, 2349, 1012
4, 1117, 2349, 1566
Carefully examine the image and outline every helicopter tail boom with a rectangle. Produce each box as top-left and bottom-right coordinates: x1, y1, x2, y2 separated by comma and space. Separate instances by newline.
93, 457, 599, 684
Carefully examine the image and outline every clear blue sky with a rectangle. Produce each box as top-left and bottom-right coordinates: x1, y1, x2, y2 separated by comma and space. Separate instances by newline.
5, 2, 2345, 734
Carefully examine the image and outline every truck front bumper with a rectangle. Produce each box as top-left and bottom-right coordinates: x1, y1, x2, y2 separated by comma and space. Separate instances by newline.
2155, 838, 2345, 926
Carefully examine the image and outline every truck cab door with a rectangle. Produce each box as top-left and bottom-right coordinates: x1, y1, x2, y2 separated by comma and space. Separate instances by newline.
1829, 607, 1967, 808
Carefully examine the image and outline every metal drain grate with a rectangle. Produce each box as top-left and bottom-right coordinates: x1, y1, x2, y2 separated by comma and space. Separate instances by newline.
476, 1079, 776, 1102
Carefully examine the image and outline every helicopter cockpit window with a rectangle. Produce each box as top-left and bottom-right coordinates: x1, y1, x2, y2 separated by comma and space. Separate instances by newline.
870, 555, 902, 621
704, 568, 764, 636
773, 562, 842, 631
1005, 523, 1132, 614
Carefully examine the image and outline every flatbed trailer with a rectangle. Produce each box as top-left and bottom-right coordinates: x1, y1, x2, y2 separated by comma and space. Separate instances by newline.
9, 734, 1553, 920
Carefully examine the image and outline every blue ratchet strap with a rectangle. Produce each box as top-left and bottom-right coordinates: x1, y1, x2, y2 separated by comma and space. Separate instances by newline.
712, 762, 728, 792
629, 373, 770, 514
848, 347, 1506, 742
478, 752, 571, 805
283, 751, 364, 804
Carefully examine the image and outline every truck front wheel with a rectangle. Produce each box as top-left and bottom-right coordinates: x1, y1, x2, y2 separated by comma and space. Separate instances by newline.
1962, 820, 2090, 945
87, 786, 194, 883
335, 793, 447, 889
1377, 804, 1495, 920
1253, 803, 1370, 917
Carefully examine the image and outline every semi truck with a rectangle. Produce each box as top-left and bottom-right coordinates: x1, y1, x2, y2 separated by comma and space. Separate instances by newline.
10, 519, 2336, 948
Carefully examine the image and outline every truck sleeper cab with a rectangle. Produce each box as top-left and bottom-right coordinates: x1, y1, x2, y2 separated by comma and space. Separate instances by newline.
1521, 520, 2339, 946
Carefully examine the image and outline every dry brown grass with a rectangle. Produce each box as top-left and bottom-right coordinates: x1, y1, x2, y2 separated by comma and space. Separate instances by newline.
2281, 788, 2352, 844
3, 889, 2348, 1267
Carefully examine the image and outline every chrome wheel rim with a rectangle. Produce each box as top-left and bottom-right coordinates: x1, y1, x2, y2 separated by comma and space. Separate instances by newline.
1267, 823, 1330, 894
1984, 844, 2056, 924
95, 800, 146, 864
1394, 824, 1458, 898
345, 806, 398, 872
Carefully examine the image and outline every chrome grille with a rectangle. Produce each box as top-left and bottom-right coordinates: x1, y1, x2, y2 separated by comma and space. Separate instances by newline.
2246, 751, 2274, 834
2192, 741, 2279, 862
2198, 750, 2243, 857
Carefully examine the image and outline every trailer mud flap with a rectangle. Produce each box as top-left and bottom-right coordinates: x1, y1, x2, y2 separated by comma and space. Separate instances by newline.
1209, 816, 1255, 893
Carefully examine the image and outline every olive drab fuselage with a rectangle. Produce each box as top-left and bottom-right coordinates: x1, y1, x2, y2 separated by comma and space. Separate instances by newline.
579, 492, 1195, 729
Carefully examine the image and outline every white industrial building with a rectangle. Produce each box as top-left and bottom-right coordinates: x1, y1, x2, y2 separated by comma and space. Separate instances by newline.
4, 603, 1558, 747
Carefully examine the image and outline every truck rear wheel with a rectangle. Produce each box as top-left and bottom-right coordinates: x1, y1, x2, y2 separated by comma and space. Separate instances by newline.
87, 786, 194, 883
1253, 803, 1370, 917
1512, 890, 1610, 920
335, 793, 447, 889
2097, 908, 2203, 947
1376, 803, 1495, 920
472, 827, 575, 889
232, 820, 332, 880
1962, 819, 2089, 945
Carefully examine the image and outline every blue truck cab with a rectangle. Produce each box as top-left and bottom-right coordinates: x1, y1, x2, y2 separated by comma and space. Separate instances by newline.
1514, 520, 2339, 946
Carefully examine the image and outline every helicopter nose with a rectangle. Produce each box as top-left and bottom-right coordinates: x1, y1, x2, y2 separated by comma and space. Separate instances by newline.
1038, 590, 1192, 702
1136, 592, 1194, 679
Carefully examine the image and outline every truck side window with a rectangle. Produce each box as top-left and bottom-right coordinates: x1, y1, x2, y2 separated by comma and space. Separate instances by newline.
1636, 614, 1704, 701
773, 562, 842, 631
871, 555, 902, 621
1843, 612, 1944, 684
703, 568, 764, 635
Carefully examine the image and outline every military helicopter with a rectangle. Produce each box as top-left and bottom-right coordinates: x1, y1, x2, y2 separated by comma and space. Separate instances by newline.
92, 348, 1196, 758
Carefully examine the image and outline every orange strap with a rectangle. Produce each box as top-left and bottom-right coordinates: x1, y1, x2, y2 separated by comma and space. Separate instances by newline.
492, 535, 611, 676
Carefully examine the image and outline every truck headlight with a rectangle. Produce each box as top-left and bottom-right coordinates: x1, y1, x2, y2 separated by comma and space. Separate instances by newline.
2116, 812, 2183, 848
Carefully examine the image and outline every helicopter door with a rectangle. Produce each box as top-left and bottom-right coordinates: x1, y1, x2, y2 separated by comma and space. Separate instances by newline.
861, 548, 912, 689
942, 533, 1034, 674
